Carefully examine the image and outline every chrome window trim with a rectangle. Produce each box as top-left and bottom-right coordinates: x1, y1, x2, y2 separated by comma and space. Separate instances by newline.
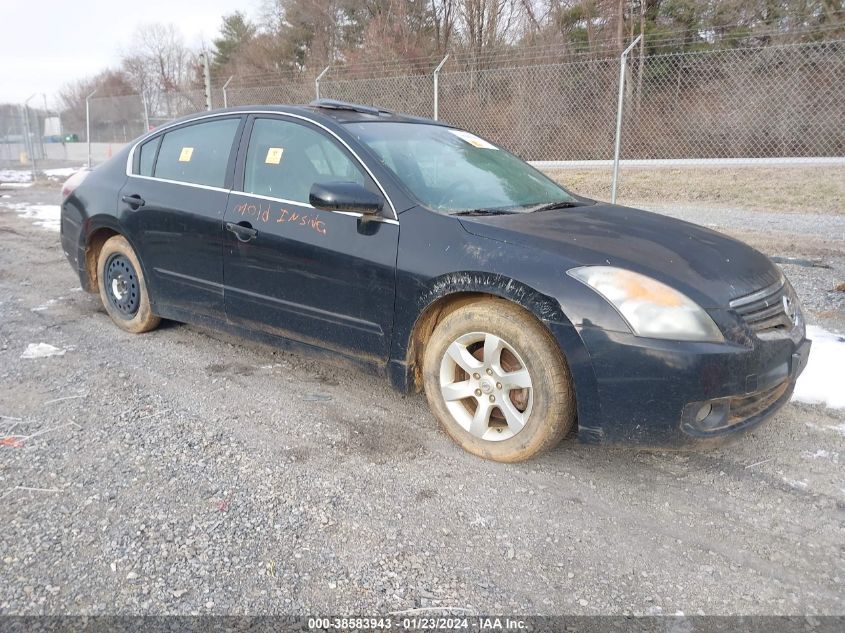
127, 173, 230, 194
125, 109, 399, 221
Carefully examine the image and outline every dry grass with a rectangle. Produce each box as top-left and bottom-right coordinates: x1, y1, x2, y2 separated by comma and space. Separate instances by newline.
543, 166, 845, 214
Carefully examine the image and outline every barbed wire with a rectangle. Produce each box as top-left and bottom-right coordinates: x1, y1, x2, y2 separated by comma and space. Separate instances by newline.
78, 19, 845, 97
215, 21, 845, 88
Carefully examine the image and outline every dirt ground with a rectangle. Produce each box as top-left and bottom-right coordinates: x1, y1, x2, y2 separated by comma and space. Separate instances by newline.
0, 177, 843, 616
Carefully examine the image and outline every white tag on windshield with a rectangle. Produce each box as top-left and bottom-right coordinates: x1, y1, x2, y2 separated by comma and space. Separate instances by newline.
449, 130, 499, 150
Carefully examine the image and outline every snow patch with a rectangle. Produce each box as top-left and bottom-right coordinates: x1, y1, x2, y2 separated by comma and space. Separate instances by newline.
0, 169, 32, 183
792, 325, 845, 409
0, 182, 33, 189
5, 202, 61, 231
44, 167, 81, 178
21, 343, 66, 359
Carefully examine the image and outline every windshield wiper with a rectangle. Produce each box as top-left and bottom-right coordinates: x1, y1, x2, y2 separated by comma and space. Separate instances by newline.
523, 200, 583, 213
451, 208, 513, 216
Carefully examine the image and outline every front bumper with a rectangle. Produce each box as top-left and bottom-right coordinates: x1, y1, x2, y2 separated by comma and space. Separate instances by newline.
548, 320, 811, 447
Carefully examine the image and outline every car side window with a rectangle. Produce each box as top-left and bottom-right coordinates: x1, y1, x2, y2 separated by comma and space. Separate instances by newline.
242, 117, 373, 204
138, 136, 160, 177
154, 118, 240, 187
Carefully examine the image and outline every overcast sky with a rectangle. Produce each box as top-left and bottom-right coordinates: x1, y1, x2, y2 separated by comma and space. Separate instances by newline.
0, 0, 257, 106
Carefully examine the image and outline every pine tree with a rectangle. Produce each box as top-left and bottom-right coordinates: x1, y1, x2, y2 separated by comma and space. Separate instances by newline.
212, 12, 257, 72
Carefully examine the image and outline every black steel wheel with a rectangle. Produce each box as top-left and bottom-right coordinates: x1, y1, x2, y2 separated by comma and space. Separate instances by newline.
104, 253, 140, 318
96, 235, 160, 333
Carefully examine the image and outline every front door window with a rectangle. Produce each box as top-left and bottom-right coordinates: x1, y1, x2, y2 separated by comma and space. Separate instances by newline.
242, 118, 373, 203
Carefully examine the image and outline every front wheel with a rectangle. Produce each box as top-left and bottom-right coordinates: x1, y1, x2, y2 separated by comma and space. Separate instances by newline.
422, 298, 576, 462
96, 235, 160, 333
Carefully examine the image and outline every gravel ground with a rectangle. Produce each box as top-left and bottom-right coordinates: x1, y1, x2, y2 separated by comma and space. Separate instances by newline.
0, 180, 843, 616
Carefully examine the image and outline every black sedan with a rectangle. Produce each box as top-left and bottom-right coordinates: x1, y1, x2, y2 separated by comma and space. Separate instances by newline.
60, 100, 811, 462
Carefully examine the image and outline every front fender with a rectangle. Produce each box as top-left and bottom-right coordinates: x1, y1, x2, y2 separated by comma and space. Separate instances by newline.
387, 206, 611, 434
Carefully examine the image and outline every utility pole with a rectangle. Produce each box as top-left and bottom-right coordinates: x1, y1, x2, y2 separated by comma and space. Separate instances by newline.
200, 52, 213, 111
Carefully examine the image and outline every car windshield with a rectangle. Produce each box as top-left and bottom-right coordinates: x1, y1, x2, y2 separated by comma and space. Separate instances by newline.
345, 121, 577, 214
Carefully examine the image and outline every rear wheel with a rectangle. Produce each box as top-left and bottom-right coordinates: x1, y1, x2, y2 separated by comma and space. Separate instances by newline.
422, 298, 576, 462
96, 235, 160, 333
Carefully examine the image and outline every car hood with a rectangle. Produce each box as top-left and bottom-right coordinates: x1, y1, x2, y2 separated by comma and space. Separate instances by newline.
457, 203, 780, 308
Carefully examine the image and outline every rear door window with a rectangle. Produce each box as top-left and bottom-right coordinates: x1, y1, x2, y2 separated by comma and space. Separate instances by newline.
154, 118, 241, 187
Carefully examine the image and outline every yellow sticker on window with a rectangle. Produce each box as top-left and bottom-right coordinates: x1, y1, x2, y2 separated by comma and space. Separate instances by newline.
265, 147, 284, 164
178, 147, 194, 162
448, 130, 498, 149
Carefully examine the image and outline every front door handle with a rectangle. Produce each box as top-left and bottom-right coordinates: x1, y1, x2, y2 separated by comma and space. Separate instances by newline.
121, 194, 145, 209
226, 221, 258, 242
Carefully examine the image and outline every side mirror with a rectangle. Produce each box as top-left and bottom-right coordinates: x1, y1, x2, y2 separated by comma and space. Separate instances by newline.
309, 181, 383, 216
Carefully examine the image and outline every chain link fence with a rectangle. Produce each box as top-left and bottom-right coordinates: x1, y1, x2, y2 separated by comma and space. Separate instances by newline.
36, 38, 845, 172
623, 41, 845, 160
439, 58, 620, 161
82, 94, 147, 143
223, 84, 315, 110
321, 73, 436, 119
0, 104, 47, 166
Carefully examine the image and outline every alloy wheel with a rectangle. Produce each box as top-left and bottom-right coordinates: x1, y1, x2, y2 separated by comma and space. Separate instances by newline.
438, 331, 533, 442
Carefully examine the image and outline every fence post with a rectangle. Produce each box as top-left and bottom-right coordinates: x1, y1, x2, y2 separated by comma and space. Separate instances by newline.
24, 94, 38, 181
142, 93, 150, 132
315, 66, 330, 101
18, 105, 33, 179
222, 76, 234, 108
433, 55, 449, 121
86, 89, 98, 167
611, 34, 642, 205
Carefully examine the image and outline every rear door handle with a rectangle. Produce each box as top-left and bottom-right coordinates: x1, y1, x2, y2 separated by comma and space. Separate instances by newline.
226, 221, 258, 242
121, 194, 145, 209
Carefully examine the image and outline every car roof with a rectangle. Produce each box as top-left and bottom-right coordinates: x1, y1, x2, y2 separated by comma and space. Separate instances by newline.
191, 100, 448, 127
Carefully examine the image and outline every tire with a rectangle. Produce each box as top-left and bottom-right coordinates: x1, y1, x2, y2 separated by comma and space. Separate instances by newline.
96, 235, 160, 333
422, 298, 576, 462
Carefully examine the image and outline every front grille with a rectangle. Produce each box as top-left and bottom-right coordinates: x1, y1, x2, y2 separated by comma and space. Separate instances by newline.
728, 380, 790, 424
729, 278, 794, 335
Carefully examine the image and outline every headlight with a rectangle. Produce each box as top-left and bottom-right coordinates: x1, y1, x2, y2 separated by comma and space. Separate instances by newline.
568, 266, 724, 342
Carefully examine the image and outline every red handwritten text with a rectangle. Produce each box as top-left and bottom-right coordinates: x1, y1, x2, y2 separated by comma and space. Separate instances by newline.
233, 202, 327, 236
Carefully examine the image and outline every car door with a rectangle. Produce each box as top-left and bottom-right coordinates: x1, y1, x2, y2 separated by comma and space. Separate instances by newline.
119, 116, 244, 319
222, 114, 400, 362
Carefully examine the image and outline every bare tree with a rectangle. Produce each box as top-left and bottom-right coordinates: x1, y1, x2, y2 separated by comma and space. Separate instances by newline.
121, 23, 198, 117
432, 0, 457, 52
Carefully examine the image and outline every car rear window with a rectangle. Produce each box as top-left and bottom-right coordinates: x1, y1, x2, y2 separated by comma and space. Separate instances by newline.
154, 118, 240, 188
